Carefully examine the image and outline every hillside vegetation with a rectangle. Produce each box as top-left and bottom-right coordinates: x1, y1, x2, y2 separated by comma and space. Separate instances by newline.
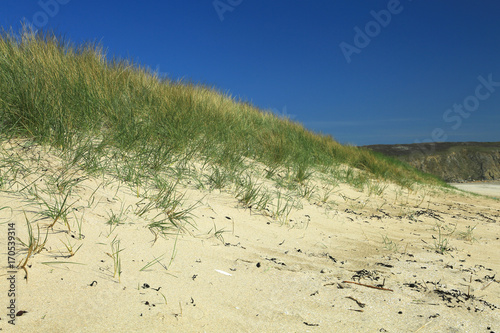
0, 28, 443, 189
365, 142, 500, 182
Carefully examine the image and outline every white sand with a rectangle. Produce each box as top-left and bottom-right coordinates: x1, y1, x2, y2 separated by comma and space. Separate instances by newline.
451, 182, 500, 198
1, 141, 499, 332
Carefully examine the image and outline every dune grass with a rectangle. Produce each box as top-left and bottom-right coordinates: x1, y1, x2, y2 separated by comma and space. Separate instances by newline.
0, 27, 445, 191
0, 27, 460, 281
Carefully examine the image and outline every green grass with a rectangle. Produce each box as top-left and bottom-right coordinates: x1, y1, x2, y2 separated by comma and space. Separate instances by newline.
60, 236, 83, 257
39, 191, 73, 230
381, 234, 399, 252
433, 223, 456, 254
271, 191, 295, 224
458, 224, 478, 243
17, 211, 49, 281
0, 27, 445, 192
235, 175, 262, 208
140, 253, 168, 272
108, 235, 123, 281
206, 166, 231, 191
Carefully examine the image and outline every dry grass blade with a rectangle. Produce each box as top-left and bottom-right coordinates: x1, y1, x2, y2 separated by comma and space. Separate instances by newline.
17, 211, 49, 282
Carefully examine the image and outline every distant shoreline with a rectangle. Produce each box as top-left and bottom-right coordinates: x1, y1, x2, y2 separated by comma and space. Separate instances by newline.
450, 181, 500, 197
451, 180, 500, 184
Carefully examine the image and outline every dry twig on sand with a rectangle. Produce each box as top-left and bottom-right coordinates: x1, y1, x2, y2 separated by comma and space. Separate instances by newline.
341, 280, 394, 292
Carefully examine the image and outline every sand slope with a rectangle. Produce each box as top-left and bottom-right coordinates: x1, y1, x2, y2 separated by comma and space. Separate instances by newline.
1, 141, 499, 332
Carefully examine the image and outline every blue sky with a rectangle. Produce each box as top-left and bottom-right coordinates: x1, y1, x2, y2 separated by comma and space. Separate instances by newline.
2, 1, 500, 145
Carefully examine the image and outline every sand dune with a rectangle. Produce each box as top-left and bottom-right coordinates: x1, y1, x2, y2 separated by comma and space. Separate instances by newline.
1, 141, 499, 332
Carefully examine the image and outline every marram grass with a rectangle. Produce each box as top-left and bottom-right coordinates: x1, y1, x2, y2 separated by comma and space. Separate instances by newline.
0, 27, 444, 188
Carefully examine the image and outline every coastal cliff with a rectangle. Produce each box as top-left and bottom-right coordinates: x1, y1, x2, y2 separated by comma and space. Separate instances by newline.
364, 142, 500, 182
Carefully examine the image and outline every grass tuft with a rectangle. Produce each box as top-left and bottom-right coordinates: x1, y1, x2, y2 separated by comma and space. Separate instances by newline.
17, 212, 49, 281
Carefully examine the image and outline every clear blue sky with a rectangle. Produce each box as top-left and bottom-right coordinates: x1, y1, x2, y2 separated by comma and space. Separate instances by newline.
2, 1, 500, 145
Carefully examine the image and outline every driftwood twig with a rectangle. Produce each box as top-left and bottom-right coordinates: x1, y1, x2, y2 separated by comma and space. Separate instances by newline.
345, 296, 366, 308
342, 280, 393, 292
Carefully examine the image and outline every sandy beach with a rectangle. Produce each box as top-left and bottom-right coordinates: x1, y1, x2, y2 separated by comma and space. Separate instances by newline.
1, 141, 499, 332
451, 182, 500, 198
1, 4, 499, 332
